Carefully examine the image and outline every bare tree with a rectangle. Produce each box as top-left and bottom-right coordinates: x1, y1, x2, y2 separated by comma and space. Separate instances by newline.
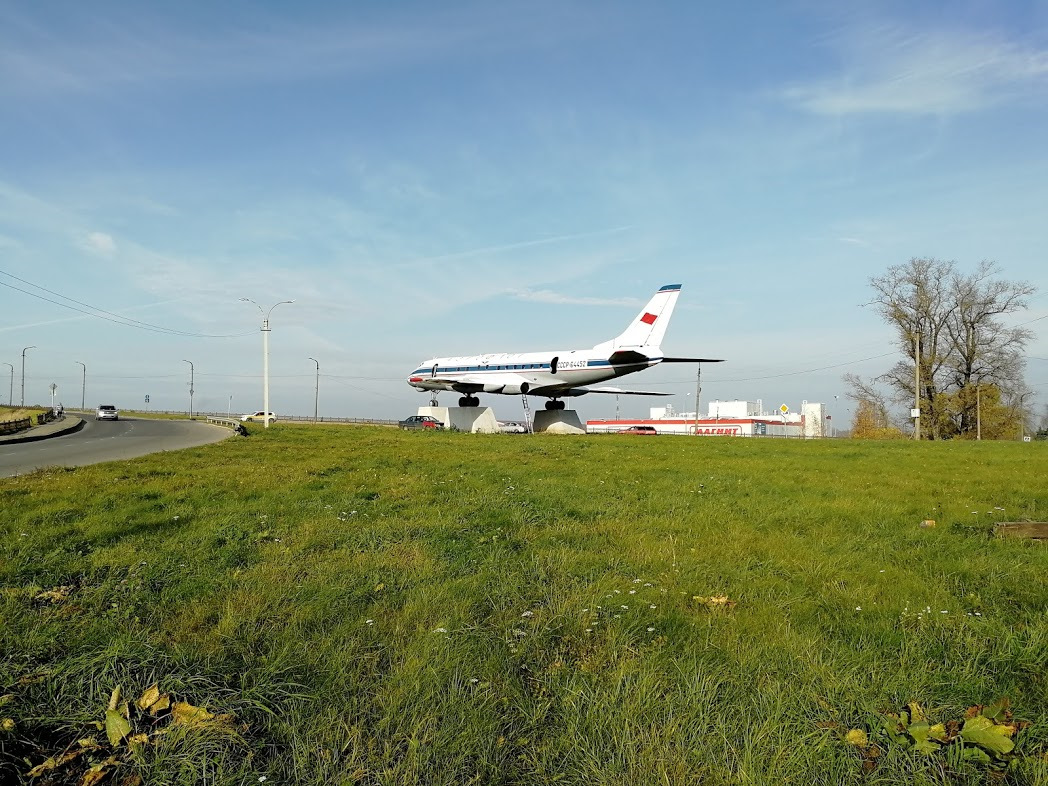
945, 261, 1034, 434
856, 258, 1036, 439
866, 258, 957, 439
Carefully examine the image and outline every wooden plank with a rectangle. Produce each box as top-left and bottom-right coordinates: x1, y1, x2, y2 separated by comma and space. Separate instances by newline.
994, 522, 1048, 540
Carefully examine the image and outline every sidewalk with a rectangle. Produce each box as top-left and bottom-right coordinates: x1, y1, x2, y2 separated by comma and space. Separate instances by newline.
0, 415, 85, 445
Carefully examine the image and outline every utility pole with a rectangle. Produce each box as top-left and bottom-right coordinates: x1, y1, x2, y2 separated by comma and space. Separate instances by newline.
913, 335, 921, 441
228, 394, 233, 417
241, 298, 294, 428
2, 363, 12, 406
21, 345, 35, 407
182, 360, 194, 419
694, 364, 702, 436
76, 362, 86, 410
308, 357, 319, 423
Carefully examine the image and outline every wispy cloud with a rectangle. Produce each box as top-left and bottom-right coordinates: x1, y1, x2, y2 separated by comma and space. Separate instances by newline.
783, 26, 1048, 116
82, 231, 116, 255
511, 288, 642, 307
0, 5, 588, 97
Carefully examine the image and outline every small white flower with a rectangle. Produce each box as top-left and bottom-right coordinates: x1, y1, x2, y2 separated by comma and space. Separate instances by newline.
585, 628, 593, 633
621, 605, 628, 609
613, 590, 621, 594
879, 569, 885, 573
629, 590, 637, 595
941, 610, 948, 614
614, 614, 620, 618
433, 627, 448, 634
975, 612, 982, 616
521, 610, 534, 617
469, 678, 479, 684
365, 619, 374, 625
647, 627, 655, 632
581, 608, 589, 612
643, 582, 652, 587
173, 516, 179, 521
633, 578, 642, 583
649, 604, 657, 609
259, 777, 268, 783
855, 606, 862, 611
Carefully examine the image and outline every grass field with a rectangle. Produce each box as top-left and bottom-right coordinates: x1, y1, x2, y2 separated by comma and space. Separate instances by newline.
2, 427, 1047, 785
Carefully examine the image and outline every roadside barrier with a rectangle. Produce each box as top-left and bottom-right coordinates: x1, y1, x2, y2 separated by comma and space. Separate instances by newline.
205, 416, 248, 435
0, 417, 32, 435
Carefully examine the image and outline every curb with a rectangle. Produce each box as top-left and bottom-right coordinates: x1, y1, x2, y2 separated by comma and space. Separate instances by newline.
0, 416, 85, 445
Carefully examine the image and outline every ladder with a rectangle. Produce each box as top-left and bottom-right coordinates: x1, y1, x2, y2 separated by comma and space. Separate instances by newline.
521, 394, 533, 433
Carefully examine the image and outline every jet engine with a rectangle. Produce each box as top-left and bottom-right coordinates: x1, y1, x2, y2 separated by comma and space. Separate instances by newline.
482, 380, 530, 395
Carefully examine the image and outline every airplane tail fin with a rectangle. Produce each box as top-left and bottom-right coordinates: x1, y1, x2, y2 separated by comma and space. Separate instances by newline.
594, 284, 681, 351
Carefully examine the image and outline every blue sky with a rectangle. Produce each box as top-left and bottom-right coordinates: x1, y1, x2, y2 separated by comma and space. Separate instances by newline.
3, 1, 1047, 423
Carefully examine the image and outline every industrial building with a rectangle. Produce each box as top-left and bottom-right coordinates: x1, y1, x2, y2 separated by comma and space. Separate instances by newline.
586, 400, 828, 437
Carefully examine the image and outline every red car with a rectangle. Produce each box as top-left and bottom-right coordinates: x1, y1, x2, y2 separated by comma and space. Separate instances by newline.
399, 415, 444, 430
619, 425, 658, 435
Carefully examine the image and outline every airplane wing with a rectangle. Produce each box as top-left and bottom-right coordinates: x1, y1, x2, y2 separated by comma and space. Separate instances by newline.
659, 357, 725, 363
533, 385, 673, 398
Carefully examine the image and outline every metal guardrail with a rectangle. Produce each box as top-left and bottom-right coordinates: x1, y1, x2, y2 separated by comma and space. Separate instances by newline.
121, 409, 399, 425
0, 417, 32, 435
205, 416, 245, 432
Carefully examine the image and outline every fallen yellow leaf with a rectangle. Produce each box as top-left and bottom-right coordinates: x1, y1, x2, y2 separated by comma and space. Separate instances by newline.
172, 701, 213, 726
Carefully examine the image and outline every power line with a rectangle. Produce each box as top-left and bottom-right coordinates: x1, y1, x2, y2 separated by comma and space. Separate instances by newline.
661, 351, 897, 385
0, 269, 254, 338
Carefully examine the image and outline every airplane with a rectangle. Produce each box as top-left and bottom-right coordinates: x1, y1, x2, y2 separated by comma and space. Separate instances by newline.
406, 283, 723, 410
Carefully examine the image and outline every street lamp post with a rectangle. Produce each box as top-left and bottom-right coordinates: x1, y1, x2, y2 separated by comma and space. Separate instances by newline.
76, 362, 86, 410
308, 357, 319, 423
228, 394, 233, 417
240, 298, 294, 428
182, 360, 194, 419
2, 363, 12, 406
21, 346, 35, 407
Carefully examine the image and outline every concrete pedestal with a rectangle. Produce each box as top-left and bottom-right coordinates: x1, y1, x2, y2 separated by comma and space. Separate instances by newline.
418, 406, 500, 433
532, 409, 586, 434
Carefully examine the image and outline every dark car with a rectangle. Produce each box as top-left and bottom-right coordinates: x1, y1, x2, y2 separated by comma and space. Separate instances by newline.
619, 425, 658, 435
399, 415, 444, 430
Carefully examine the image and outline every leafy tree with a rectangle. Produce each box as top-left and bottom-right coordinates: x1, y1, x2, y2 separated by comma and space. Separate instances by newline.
857, 258, 1034, 439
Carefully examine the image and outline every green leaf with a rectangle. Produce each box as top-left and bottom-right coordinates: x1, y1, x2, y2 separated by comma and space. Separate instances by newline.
981, 698, 1009, 724
880, 714, 911, 747
909, 722, 939, 755
105, 709, 131, 746
961, 716, 1014, 757
961, 745, 992, 764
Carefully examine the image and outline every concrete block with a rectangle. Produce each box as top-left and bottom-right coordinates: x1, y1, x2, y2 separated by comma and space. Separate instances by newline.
533, 409, 586, 434
418, 406, 500, 433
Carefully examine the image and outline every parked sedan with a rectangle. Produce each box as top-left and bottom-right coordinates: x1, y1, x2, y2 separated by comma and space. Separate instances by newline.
498, 421, 528, 434
619, 425, 658, 435
399, 415, 444, 430
241, 411, 276, 423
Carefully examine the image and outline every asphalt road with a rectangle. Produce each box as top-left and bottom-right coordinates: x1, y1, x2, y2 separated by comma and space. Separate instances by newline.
0, 417, 232, 478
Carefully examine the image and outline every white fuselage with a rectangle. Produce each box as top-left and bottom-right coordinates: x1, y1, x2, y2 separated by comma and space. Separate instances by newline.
407, 347, 661, 397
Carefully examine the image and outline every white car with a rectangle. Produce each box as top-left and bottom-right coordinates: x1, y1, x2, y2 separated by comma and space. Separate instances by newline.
96, 404, 119, 421
241, 411, 276, 423
498, 420, 528, 434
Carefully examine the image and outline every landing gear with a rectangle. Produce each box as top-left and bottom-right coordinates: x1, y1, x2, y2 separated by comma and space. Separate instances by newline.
544, 399, 566, 411
458, 395, 481, 407
429, 396, 440, 407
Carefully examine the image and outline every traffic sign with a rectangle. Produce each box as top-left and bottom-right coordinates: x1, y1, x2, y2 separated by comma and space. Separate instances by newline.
779, 404, 789, 414
145, 395, 150, 403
